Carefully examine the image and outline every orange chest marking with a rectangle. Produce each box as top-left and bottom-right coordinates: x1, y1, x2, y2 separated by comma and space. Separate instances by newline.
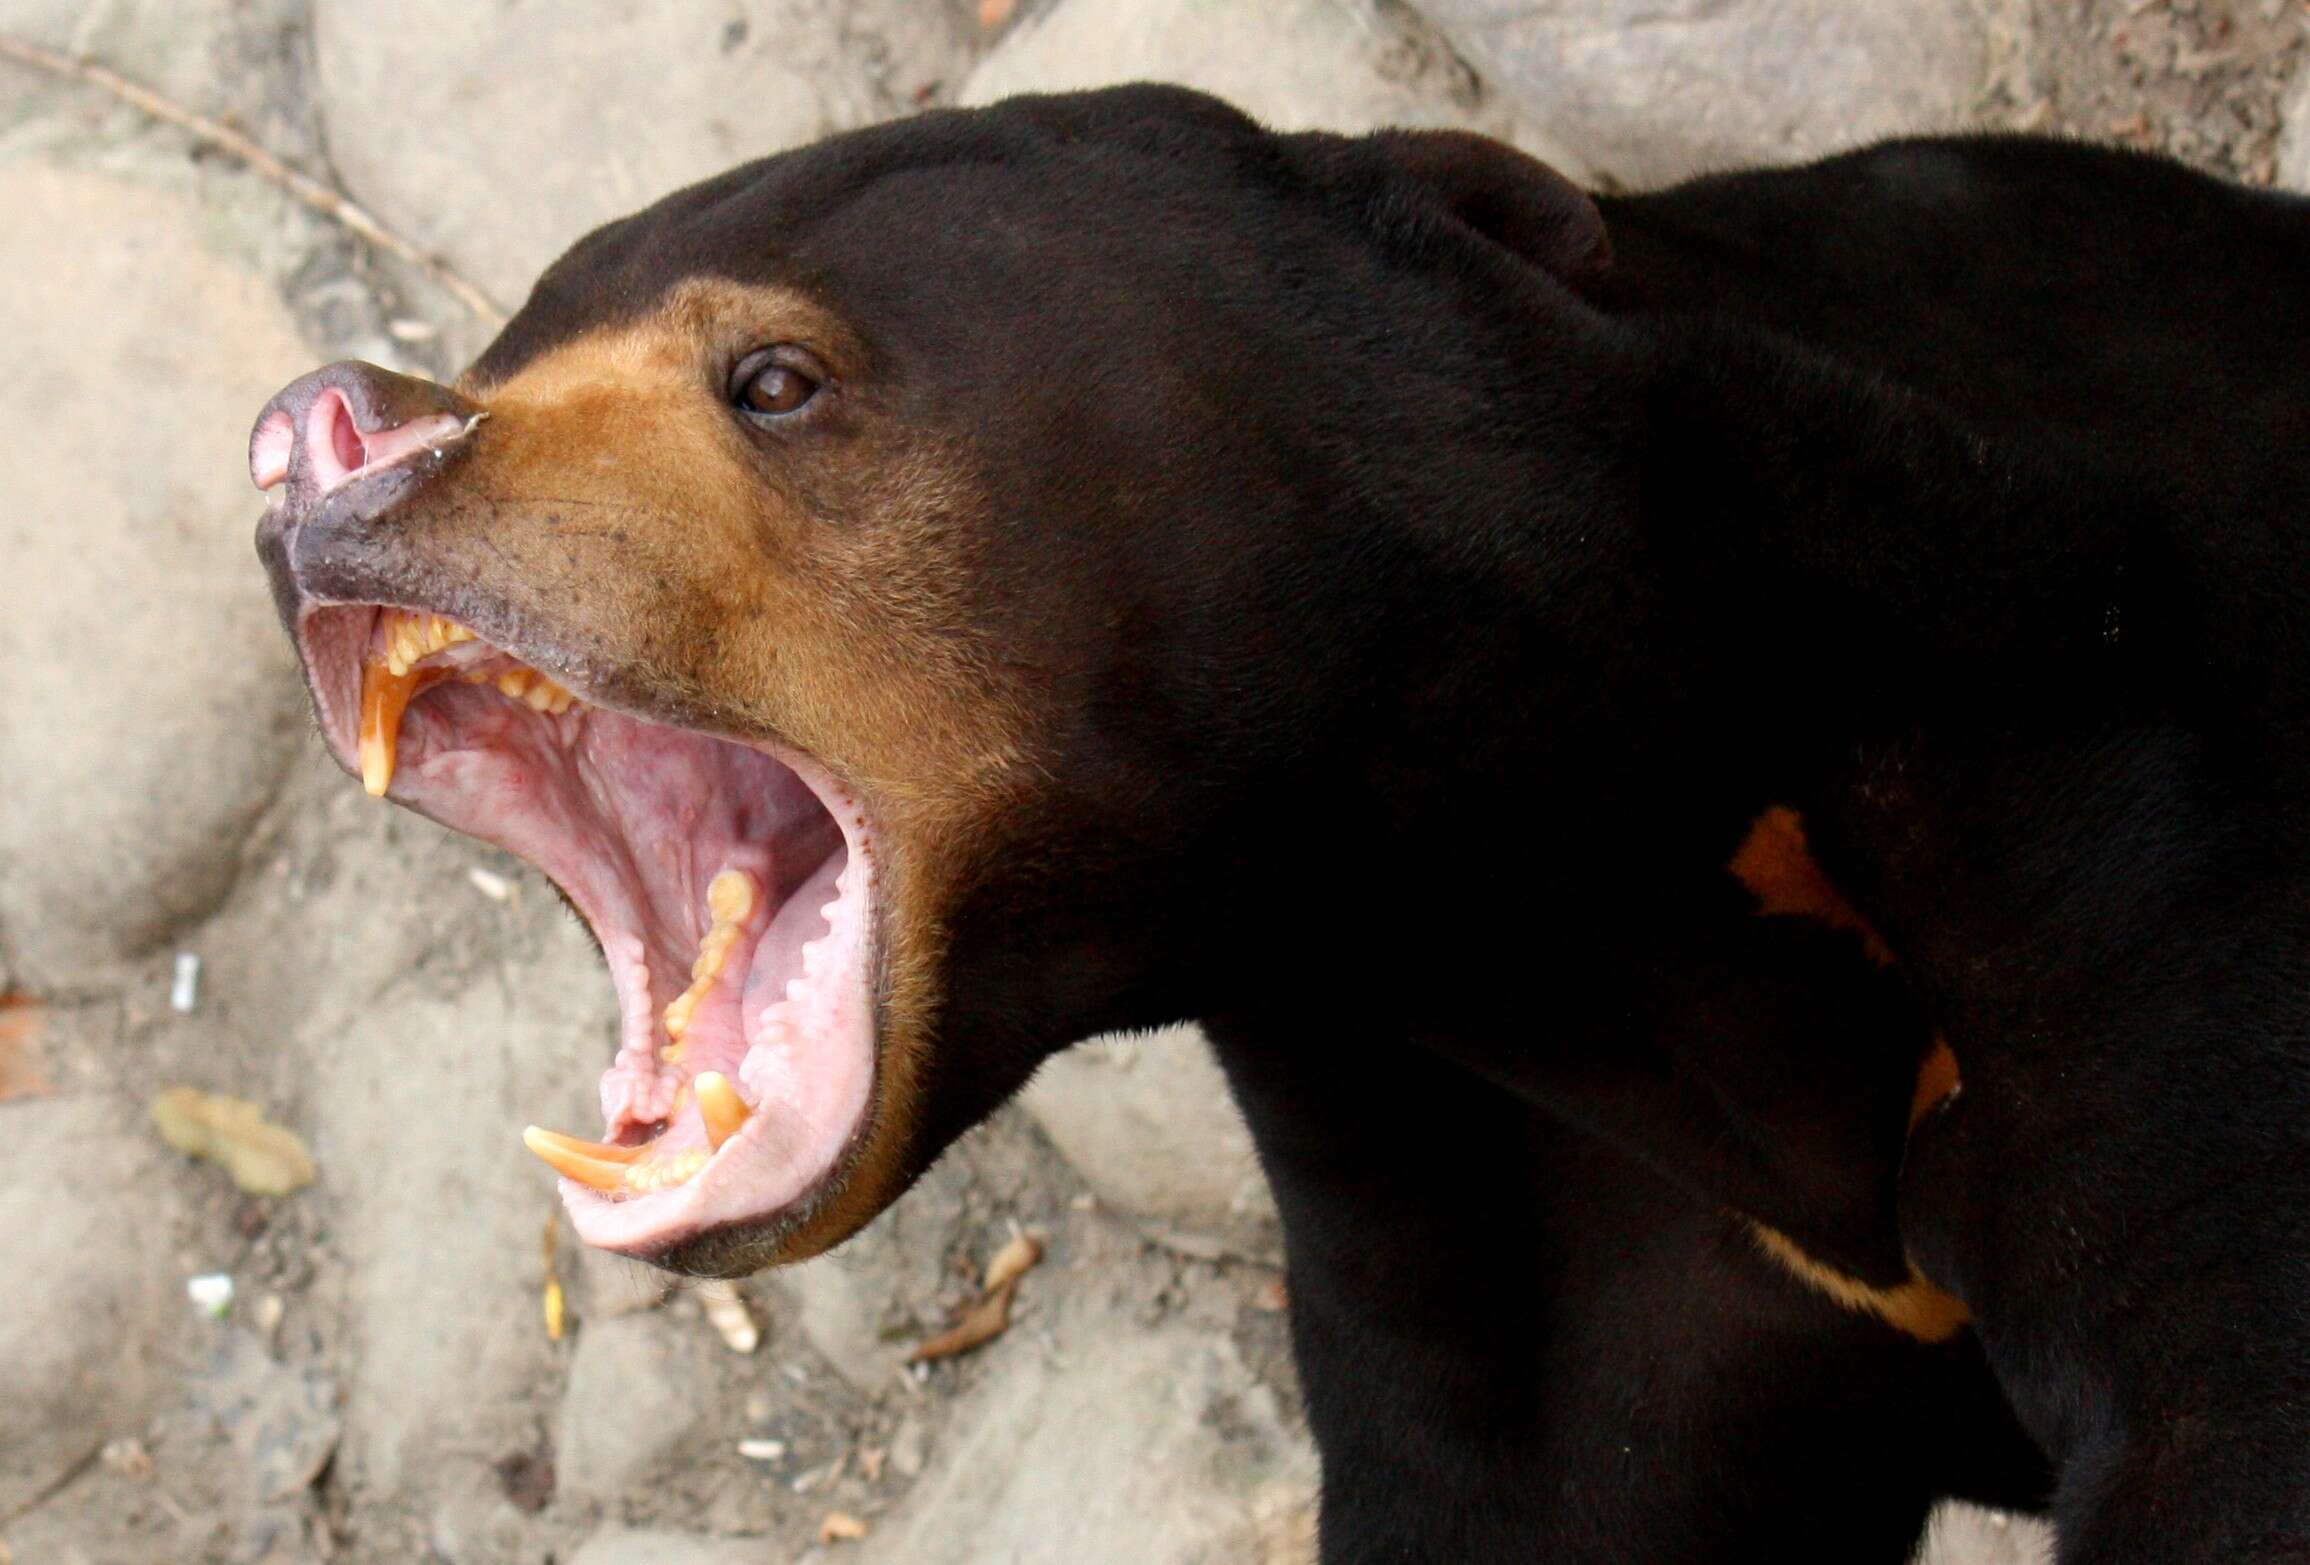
1727, 806, 1968, 1341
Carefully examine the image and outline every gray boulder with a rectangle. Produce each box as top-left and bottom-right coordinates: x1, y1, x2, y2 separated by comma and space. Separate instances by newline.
313, 0, 982, 313
1415, 0, 1995, 188
0, 162, 311, 986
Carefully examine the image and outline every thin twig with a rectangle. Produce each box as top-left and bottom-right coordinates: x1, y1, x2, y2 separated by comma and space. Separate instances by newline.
0, 1438, 100, 1530
0, 32, 505, 324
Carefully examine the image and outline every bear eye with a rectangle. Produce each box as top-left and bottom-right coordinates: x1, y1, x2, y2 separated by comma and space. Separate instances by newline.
732, 351, 821, 419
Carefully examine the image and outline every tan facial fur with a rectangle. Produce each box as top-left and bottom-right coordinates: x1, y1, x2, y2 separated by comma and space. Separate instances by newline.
414, 280, 1036, 1264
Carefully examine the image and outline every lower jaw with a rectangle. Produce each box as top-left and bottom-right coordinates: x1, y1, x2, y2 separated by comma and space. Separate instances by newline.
536, 819, 880, 1256
310, 603, 887, 1256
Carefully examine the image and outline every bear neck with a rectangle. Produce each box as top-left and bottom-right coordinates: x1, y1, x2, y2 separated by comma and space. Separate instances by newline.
1328, 311, 2179, 997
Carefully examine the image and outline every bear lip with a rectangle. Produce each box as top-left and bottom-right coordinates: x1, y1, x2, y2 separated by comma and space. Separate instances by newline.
288, 599, 883, 1257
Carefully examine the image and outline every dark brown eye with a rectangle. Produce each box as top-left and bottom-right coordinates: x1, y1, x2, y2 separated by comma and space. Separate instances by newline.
733, 354, 820, 418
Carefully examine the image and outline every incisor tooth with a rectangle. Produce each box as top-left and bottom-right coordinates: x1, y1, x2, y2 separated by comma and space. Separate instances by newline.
522, 1125, 631, 1193
623, 1150, 707, 1192
696, 1071, 750, 1150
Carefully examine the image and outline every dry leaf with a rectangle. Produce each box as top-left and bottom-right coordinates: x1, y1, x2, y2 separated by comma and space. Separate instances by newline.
0, 993, 49, 1101
541, 1208, 566, 1341
818, 1510, 870, 1543
910, 1278, 1018, 1363
149, 1087, 316, 1196
697, 1279, 761, 1354
982, 1230, 1043, 1294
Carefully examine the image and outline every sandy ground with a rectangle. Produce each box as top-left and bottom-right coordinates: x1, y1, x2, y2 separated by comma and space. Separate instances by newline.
0, 1, 2301, 1560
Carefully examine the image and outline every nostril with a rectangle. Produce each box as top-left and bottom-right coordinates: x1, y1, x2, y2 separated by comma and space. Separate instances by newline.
329, 402, 366, 475
304, 388, 365, 491
263, 365, 482, 500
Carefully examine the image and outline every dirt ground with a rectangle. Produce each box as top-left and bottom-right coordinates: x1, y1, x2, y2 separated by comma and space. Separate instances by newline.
0, 2, 2302, 1562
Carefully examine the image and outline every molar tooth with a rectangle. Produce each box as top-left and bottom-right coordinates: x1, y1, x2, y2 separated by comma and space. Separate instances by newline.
690, 925, 737, 983
696, 1071, 750, 1151
522, 1125, 630, 1193
522, 681, 559, 712
497, 669, 534, 699
707, 869, 757, 926
662, 989, 700, 1045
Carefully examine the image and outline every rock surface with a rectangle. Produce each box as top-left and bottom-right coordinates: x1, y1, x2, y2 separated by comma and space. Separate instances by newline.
1416, 0, 1997, 188
0, 1097, 184, 1516
2282, 68, 2310, 194
0, 162, 311, 987
567, 1529, 775, 1565
557, 1314, 724, 1500
960, 0, 1574, 167
853, 1295, 1314, 1565
313, 0, 984, 313
1020, 1026, 1273, 1227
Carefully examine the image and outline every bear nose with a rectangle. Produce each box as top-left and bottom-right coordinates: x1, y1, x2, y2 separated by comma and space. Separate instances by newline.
249, 360, 483, 498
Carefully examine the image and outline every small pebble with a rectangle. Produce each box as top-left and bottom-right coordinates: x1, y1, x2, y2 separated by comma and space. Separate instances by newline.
99, 1437, 153, 1481
169, 952, 200, 1014
187, 1272, 233, 1317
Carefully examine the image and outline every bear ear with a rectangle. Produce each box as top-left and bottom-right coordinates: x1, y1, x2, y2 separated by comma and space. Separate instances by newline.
1369, 129, 1610, 290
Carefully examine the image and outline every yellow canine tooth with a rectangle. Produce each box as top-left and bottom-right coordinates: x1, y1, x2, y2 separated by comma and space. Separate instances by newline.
522, 1125, 633, 1193
696, 1071, 750, 1151
524, 1126, 646, 1164
358, 661, 441, 796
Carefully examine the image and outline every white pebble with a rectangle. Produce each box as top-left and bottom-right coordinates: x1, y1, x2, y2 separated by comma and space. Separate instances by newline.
169, 952, 200, 1014
186, 1273, 233, 1317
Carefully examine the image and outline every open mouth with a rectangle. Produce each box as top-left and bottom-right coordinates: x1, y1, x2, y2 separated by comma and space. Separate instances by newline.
295, 604, 880, 1257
